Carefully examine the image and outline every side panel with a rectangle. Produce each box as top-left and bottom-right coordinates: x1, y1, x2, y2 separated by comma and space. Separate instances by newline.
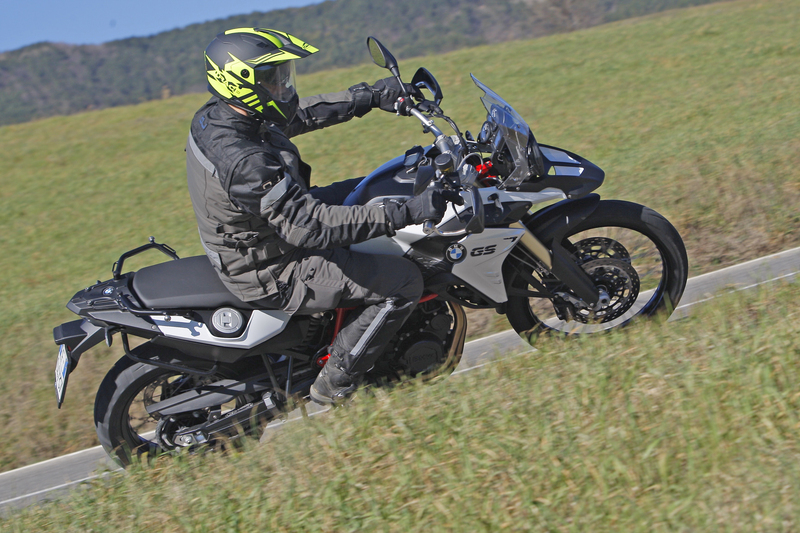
450, 227, 526, 304
151, 309, 291, 349
349, 235, 408, 256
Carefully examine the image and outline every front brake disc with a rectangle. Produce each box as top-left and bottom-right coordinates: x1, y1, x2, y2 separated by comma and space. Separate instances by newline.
574, 258, 640, 323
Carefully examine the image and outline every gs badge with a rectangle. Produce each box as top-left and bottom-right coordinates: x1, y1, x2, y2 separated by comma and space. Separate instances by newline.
445, 243, 467, 263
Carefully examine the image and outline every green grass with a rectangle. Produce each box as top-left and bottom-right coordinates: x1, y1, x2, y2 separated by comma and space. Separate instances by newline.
3, 280, 798, 531
0, 0, 798, 471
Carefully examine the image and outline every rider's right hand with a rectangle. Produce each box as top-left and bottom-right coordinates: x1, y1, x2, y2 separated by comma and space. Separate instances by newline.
384, 189, 461, 230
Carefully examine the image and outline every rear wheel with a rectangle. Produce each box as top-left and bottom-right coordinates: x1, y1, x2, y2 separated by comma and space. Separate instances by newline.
506, 200, 688, 344
94, 354, 271, 467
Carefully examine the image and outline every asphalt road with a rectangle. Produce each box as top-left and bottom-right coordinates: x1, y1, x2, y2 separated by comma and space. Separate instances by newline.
1, 246, 797, 514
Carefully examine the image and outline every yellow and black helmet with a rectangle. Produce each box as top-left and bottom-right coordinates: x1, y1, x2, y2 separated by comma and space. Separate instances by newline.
204, 28, 318, 125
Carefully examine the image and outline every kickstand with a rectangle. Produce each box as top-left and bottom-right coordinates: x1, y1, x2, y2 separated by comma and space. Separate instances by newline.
260, 354, 284, 401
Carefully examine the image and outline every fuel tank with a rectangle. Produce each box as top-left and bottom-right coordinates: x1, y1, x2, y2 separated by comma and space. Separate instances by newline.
343, 147, 435, 206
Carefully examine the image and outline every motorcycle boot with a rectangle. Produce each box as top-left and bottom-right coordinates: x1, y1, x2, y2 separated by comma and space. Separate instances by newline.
309, 351, 361, 405
310, 295, 418, 405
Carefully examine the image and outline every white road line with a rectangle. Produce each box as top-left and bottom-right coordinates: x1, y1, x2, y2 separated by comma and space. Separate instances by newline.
0, 475, 103, 507
687, 247, 798, 283
679, 271, 798, 309
0, 446, 106, 481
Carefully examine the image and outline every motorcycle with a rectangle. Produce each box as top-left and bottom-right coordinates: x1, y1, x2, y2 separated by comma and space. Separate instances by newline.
53, 37, 688, 466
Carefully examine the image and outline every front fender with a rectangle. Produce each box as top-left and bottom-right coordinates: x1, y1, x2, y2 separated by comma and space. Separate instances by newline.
523, 194, 600, 245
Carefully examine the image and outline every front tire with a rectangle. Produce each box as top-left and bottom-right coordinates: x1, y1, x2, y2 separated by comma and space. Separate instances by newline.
506, 200, 688, 343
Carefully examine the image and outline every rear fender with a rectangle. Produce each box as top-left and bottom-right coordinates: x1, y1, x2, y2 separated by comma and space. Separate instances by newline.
53, 319, 106, 372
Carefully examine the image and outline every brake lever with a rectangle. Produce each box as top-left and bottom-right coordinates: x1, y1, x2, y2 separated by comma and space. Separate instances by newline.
416, 100, 443, 115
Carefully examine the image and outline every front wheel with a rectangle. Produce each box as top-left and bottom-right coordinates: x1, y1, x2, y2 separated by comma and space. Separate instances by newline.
506, 200, 688, 343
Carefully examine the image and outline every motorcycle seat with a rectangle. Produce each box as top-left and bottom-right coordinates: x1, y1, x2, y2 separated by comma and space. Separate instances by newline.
131, 255, 274, 310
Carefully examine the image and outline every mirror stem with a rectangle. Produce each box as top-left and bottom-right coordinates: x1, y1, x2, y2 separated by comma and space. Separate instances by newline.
391, 70, 407, 96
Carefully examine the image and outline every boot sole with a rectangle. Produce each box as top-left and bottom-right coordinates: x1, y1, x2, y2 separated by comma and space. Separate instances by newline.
309, 384, 336, 406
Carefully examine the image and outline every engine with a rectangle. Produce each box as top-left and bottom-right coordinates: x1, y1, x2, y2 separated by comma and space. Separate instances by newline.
370, 300, 455, 379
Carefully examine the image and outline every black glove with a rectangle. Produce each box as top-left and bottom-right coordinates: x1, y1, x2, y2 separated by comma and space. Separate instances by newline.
384, 189, 461, 230
370, 77, 422, 113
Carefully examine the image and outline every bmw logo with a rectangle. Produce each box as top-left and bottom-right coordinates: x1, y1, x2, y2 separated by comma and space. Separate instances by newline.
445, 244, 466, 263
102, 287, 114, 296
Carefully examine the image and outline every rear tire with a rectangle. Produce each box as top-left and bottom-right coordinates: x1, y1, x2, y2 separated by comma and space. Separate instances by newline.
506, 200, 688, 344
94, 356, 173, 467
94, 354, 266, 467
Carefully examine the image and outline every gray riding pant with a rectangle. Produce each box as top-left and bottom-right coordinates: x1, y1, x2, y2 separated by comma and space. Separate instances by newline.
259, 247, 424, 375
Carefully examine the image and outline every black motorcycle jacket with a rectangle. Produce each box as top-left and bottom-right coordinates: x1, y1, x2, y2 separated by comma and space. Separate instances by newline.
186, 89, 394, 303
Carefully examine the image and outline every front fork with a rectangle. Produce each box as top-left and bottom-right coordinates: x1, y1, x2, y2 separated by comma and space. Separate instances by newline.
513, 194, 603, 306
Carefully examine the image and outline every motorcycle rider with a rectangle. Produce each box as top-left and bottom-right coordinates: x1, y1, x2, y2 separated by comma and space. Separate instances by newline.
186, 28, 452, 404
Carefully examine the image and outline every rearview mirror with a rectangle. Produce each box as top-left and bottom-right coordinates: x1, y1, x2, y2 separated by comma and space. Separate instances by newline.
366, 37, 398, 73
411, 68, 443, 106
413, 165, 435, 197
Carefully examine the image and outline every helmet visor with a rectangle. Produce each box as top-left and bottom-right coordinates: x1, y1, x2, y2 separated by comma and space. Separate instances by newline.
254, 61, 297, 103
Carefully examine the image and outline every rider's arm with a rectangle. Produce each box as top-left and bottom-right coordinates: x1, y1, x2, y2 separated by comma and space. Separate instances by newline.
283, 77, 413, 138
308, 177, 363, 206
229, 153, 393, 249
283, 86, 374, 138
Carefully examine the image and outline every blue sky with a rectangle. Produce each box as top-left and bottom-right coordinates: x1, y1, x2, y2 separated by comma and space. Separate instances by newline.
0, 0, 324, 53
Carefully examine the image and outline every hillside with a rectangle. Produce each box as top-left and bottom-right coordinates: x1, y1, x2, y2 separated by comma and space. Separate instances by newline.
0, 0, 797, 473
7, 272, 800, 528
0, 0, 726, 126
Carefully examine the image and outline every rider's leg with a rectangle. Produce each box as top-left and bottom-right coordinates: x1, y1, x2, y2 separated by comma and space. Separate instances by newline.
283, 248, 423, 404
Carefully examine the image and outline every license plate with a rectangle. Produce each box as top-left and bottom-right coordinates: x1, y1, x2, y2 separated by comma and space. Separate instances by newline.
55, 344, 70, 408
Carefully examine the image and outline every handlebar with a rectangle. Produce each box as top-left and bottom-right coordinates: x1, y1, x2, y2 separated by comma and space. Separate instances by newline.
419, 187, 484, 237
422, 220, 437, 235
395, 97, 453, 150
391, 84, 486, 237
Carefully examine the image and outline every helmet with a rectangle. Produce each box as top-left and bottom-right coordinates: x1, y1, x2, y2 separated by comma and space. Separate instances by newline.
204, 28, 318, 125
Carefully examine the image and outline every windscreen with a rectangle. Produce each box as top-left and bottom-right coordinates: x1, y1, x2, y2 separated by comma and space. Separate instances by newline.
471, 74, 536, 188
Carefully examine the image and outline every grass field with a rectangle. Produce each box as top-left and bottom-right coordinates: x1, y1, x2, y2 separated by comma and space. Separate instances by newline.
4, 279, 798, 530
0, 0, 798, 471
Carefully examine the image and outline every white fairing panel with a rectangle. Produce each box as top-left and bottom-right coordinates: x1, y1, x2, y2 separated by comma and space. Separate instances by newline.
351, 187, 565, 304
477, 187, 565, 206
451, 227, 526, 304
351, 187, 565, 257
152, 309, 291, 348
539, 146, 579, 164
